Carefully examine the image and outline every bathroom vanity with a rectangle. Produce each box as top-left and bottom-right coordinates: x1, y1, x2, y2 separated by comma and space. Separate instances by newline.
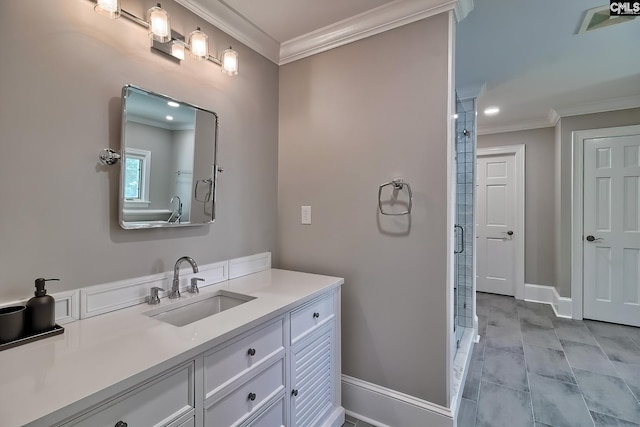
0, 269, 344, 427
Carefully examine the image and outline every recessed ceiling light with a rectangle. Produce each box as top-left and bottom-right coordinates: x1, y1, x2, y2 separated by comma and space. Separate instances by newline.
167, 101, 179, 107
166, 115, 174, 121
484, 107, 500, 116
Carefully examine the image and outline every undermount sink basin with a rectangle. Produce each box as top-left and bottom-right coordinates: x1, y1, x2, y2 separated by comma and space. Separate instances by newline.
144, 290, 256, 327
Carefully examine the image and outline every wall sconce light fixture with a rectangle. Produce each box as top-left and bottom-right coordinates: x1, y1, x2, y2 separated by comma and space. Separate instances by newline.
189, 27, 209, 60
94, 0, 120, 18
221, 47, 239, 76
147, 3, 172, 43
89, 0, 239, 76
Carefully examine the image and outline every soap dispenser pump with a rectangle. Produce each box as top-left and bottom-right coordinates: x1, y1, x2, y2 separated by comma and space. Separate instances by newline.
26, 278, 59, 333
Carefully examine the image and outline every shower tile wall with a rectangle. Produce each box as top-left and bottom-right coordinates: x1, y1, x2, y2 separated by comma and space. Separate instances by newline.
455, 97, 476, 330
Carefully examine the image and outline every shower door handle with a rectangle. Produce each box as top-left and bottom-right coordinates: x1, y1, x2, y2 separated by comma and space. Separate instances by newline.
455, 225, 464, 254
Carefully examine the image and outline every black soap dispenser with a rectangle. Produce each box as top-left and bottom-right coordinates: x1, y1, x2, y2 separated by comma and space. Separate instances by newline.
26, 278, 59, 333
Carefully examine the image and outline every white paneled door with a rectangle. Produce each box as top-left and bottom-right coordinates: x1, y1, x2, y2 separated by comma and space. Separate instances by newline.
583, 134, 640, 327
476, 153, 517, 296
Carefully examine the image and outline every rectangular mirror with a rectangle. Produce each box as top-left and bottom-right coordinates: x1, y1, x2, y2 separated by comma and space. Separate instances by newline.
120, 85, 219, 229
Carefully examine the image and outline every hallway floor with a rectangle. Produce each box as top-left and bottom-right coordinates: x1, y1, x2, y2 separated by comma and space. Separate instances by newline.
459, 292, 640, 427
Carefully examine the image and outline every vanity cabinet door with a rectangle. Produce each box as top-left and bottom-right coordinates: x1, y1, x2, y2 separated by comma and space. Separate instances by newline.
63, 361, 195, 427
290, 322, 337, 427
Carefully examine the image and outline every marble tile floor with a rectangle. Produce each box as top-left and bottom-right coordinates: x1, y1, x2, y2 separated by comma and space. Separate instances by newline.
459, 292, 640, 427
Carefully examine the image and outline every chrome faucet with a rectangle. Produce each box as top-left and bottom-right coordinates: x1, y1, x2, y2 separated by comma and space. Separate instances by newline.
169, 256, 199, 299
168, 196, 182, 223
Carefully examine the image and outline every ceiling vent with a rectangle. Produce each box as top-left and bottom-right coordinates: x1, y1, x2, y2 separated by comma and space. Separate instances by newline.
577, 5, 636, 34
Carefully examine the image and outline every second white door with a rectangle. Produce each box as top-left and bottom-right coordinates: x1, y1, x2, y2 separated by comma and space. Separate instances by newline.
583, 133, 640, 327
476, 152, 517, 296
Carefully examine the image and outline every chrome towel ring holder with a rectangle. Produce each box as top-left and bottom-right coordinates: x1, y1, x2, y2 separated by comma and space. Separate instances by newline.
378, 178, 413, 215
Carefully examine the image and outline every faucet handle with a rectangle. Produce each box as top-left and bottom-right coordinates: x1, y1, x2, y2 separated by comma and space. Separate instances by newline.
148, 287, 163, 305
189, 278, 204, 294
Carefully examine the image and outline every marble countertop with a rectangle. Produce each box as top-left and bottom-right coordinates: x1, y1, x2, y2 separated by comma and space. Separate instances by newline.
0, 269, 343, 427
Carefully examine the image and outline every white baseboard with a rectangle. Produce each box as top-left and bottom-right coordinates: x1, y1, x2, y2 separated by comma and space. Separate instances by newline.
524, 283, 573, 318
342, 375, 453, 427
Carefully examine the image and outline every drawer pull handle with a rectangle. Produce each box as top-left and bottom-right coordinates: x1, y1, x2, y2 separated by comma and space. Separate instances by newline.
115, 422, 128, 427
313, 312, 320, 318
292, 389, 299, 397
247, 348, 256, 356
248, 392, 257, 401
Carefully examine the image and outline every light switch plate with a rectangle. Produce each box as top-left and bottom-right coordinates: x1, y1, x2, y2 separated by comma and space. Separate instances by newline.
301, 206, 311, 225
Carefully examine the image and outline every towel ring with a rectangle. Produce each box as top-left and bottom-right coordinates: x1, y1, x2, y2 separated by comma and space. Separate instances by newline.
378, 178, 412, 215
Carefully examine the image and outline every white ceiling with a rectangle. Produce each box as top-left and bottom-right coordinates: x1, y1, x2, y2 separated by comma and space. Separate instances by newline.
218, 0, 395, 43
456, 0, 640, 133
181, 0, 639, 132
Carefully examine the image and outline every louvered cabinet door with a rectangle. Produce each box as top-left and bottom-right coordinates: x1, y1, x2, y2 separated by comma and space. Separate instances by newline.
290, 321, 336, 427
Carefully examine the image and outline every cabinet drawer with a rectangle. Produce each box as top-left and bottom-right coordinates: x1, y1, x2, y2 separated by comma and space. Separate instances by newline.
205, 319, 284, 399
64, 362, 194, 427
204, 359, 285, 427
242, 395, 285, 427
291, 293, 335, 344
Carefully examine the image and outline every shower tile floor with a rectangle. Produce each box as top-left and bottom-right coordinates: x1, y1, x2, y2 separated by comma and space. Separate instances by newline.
459, 292, 640, 427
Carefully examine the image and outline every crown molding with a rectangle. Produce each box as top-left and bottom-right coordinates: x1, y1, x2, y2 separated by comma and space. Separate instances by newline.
180, 0, 468, 65
457, 82, 486, 101
279, 0, 458, 65
174, 0, 281, 63
478, 95, 640, 136
454, 0, 474, 22
553, 94, 640, 118
547, 108, 560, 126
477, 118, 554, 136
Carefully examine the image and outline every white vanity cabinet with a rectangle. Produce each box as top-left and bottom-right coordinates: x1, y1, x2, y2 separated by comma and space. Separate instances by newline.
50, 286, 342, 427
62, 361, 195, 427
289, 292, 341, 427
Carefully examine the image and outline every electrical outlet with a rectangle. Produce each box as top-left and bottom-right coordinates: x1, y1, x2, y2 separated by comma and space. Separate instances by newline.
301, 206, 311, 225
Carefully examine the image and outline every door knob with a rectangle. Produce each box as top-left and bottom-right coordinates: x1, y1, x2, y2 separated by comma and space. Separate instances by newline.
506, 230, 514, 236
586, 235, 603, 242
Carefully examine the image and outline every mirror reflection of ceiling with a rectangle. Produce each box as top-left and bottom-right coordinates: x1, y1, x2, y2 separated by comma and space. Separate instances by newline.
456, 0, 640, 133
126, 89, 196, 130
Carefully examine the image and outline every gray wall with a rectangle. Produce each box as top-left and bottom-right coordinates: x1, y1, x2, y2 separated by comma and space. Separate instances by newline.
0, 0, 279, 300
555, 108, 640, 297
278, 13, 452, 406
478, 127, 556, 287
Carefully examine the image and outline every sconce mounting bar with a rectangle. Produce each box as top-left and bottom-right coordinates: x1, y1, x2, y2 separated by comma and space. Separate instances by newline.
88, 0, 223, 67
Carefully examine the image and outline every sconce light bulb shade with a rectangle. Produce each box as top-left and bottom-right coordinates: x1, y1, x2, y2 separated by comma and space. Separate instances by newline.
147, 3, 171, 43
221, 47, 239, 76
189, 27, 209, 60
171, 42, 185, 60
94, 0, 120, 18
